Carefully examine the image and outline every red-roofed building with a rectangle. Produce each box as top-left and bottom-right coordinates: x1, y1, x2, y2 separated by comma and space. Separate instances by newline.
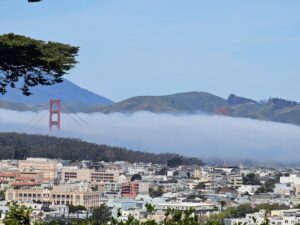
20, 171, 44, 183
11, 182, 41, 188
16, 177, 35, 182
0, 172, 19, 182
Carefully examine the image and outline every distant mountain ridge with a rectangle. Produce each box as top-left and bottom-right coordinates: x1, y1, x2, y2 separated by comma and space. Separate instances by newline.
0, 79, 113, 105
101, 91, 227, 114
1, 81, 300, 126
100, 92, 300, 126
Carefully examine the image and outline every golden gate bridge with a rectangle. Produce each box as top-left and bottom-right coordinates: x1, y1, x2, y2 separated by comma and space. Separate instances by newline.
25, 99, 90, 132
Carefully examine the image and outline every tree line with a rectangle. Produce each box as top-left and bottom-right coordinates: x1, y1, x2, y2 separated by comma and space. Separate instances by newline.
0, 132, 204, 165
4, 202, 283, 225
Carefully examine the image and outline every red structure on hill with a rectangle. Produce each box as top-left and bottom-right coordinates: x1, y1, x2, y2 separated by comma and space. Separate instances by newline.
215, 106, 229, 116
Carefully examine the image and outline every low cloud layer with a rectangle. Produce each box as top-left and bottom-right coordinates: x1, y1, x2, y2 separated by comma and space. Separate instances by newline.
0, 109, 299, 163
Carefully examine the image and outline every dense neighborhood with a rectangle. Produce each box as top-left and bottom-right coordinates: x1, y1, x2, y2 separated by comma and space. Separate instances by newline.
0, 158, 299, 224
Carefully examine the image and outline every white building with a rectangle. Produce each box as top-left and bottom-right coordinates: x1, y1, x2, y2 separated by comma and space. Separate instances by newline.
225, 209, 300, 225
224, 210, 267, 225
237, 185, 260, 195
280, 175, 300, 185
274, 183, 292, 196
157, 202, 216, 216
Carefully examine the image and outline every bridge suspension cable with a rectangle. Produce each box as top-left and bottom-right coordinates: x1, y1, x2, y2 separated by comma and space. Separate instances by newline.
61, 103, 90, 127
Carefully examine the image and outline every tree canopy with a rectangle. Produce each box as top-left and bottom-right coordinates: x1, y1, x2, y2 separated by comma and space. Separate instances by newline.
242, 173, 261, 185
131, 173, 142, 181
67, 204, 86, 213
0, 33, 79, 95
0, 132, 204, 165
3, 202, 32, 225
167, 157, 184, 167
4, 202, 279, 225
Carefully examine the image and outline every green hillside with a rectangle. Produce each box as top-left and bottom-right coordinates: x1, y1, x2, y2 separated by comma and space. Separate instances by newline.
229, 97, 300, 125
0, 132, 204, 165
101, 91, 227, 114
102, 93, 300, 126
1, 90, 300, 126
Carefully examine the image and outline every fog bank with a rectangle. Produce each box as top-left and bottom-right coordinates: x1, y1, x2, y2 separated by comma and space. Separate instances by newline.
0, 109, 299, 162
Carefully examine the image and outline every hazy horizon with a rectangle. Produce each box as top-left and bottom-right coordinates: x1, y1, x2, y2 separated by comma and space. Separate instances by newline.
0, 109, 299, 164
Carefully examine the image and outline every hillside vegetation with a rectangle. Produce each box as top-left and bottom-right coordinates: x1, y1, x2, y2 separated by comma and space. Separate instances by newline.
0, 132, 204, 165
2, 88, 300, 126
101, 92, 226, 114
101, 93, 300, 126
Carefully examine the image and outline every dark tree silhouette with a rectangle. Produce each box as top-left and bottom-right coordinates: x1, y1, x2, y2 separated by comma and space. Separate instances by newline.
0, 132, 205, 165
91, 204, 112, 225
0, 33, 79, 95
131, 173, 142, 181
167, 157, 184, 167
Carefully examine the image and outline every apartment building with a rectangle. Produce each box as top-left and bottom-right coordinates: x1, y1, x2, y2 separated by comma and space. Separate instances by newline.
61, 167, 91, 182
90, 169, 119, 183
237, 185, 260, 195
280, 174, 300, 199
157, 202, 216, 216
225, 209, 300, 225
103, 182, 121, 194
5, 185, 102, 210
224, 210, 267, 225
20, 171, 44, 183
229, 175, 243, 188
121, 181, 139, 198
18, 158, 58, 182
121, 181, 149, 198
61, 167, 119, 184
0, 172, 20, 182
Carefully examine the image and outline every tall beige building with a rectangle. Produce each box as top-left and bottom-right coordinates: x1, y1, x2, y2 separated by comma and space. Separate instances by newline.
61, 167, 91, 182
61, 167, 119, 183
19, 158, 58, 182
90, 169, 119, 183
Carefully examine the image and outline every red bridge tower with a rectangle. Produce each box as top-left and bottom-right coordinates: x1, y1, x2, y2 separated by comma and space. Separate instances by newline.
49, 99, 61, 131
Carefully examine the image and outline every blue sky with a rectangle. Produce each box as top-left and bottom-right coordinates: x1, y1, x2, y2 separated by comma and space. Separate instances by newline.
1, 0, 300, 102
